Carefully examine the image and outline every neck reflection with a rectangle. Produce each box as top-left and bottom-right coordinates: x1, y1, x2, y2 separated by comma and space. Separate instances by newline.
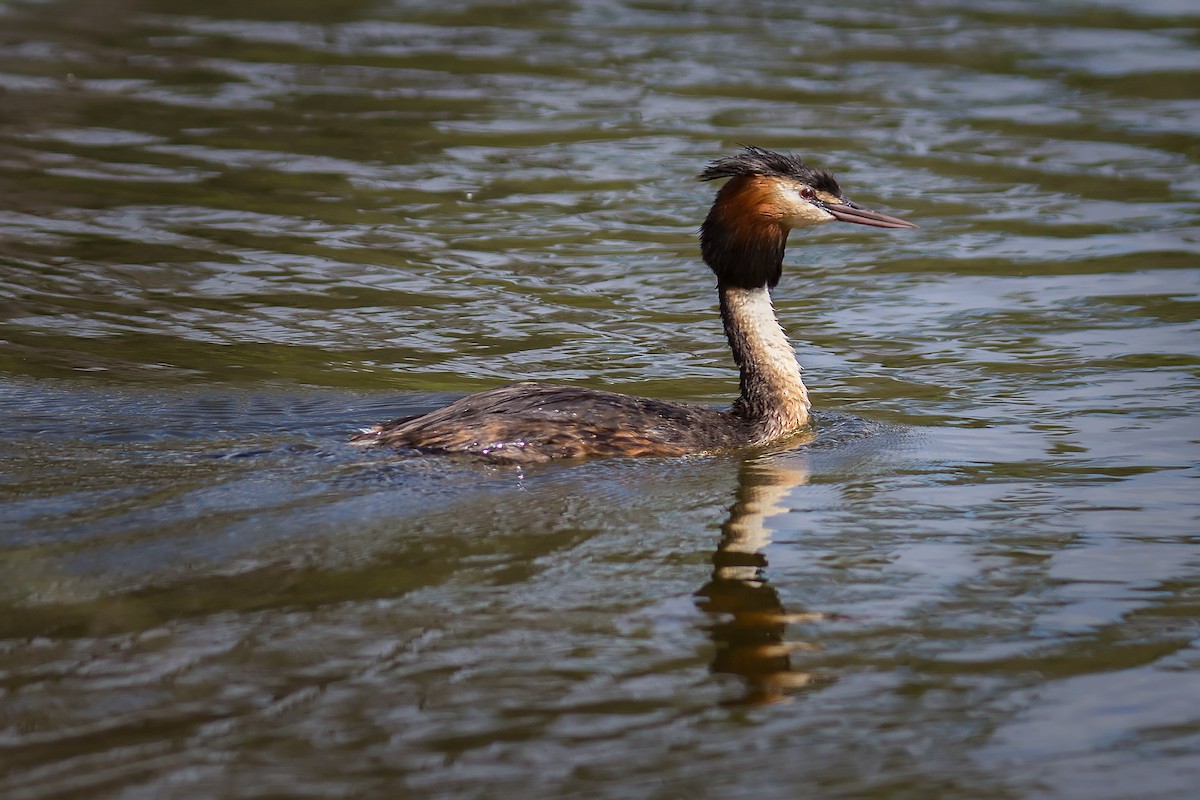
695, 456, 828, 705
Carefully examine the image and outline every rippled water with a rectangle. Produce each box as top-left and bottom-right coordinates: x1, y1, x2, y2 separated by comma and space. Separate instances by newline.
1, 0, 1199, 797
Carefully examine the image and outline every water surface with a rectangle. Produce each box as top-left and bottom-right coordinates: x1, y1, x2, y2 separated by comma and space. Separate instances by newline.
1, 0, 1199, 798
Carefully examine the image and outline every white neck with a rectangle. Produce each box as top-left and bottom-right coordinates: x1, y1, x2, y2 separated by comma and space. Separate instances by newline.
720, 285, 811, 440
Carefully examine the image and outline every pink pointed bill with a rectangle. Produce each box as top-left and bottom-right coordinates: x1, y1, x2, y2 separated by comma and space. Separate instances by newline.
825, 200, 917, 229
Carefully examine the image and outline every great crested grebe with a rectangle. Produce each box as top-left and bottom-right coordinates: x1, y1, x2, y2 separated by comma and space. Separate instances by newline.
352, 146, 915, 463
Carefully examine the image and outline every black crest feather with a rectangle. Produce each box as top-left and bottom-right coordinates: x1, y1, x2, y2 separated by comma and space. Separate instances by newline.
699, 145, 841, 195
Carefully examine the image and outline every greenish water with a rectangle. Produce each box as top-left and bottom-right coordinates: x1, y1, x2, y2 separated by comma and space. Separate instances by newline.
1, 0, 1199, 797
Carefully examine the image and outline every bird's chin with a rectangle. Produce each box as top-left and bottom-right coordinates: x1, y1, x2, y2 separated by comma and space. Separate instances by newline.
782, 210, 837, 229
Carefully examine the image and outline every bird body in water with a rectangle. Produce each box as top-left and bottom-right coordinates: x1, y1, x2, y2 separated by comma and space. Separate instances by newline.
351, 146, 915, 463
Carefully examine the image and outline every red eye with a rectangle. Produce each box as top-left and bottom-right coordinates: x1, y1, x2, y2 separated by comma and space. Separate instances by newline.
799, 187, 816, 200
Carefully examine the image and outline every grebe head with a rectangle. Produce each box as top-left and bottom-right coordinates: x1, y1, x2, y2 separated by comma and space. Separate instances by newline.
699, 145, 915, 289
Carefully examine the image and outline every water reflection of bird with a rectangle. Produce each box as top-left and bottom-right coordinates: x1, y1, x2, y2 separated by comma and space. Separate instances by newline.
696, 458, 827, 705
352, 146, 915, 462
